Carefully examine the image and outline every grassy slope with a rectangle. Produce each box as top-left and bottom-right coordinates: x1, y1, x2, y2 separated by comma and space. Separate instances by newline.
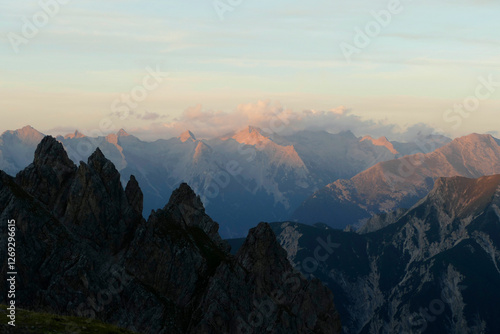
0, 305, 137, 334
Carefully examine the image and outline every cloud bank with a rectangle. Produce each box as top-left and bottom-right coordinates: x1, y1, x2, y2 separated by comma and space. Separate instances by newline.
126, 100, 439, 142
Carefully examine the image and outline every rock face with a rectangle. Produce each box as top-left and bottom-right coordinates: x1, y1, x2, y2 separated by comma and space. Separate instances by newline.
16, 140, 140, 252
0, 136, 341, 334
293, 133, 500, 228
259, 174, 500, 333
357, 208, 407, 234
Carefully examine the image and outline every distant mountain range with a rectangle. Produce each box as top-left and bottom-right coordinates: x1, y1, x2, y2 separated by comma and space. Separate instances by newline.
293, 133, 500, 229
0, 125, 450, 237
230, 174, 500, 333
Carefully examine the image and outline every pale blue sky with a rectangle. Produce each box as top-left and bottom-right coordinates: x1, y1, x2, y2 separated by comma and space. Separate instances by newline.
0, 0, 499, 139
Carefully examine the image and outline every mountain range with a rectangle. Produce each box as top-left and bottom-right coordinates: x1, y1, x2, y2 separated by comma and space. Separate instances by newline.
230, 173, 500, 333
293, 133, 500, 229
3, 129, 500, 333
0, 125, 450, 237
0, 136, 341, 333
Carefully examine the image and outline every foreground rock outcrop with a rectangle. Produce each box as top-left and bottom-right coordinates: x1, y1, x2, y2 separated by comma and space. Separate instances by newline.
0, 136, 341, 334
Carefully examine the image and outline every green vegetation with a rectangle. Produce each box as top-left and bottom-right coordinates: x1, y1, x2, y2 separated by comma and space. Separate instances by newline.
0, 305, 137, 333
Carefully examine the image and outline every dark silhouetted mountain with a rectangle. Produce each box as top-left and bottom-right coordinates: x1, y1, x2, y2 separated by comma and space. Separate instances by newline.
0, 136, 341, 334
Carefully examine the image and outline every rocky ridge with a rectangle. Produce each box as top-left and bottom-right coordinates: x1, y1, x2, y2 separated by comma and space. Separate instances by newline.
293, 133, 500, 228
0, 136, 341, 334
265, 174, 500, 333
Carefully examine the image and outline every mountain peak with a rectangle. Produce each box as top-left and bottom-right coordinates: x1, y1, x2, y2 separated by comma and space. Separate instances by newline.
34, 136, 74, 168
236, 222, 292, 277
117, 129, 129, 137
64, 130, 86, 139
87, 147, 120, 180
179, 130, 196, 142
15, 136, 77, 208
4, 125, 45, 143
426, 174, 500, 219
18, 125, 37, 134
166, 182, 204, 211
232, 125, 271, 146
339, 130, 357, 139
162, 182, 229, 252
89, 147, 105, 162
361, 135, 398, 154
453, 133, 496, 145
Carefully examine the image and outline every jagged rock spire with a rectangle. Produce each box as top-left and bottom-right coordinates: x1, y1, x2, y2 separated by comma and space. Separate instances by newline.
236, 222, 290, 274
126, 175, 143, 215
166, 182, 204, 211
16, 136, 76, 208
162, 182, 229, 252
33, 136, 75, 169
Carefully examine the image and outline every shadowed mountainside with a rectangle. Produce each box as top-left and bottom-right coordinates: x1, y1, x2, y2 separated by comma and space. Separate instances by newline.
0, 136, 341, 334
230, 174, 500, 333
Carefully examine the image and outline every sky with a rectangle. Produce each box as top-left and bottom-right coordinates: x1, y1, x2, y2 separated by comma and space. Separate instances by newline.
0, 0, 499, 141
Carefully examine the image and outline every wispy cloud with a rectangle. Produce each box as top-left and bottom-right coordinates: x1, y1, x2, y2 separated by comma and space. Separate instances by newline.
138, 111, 163, 120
